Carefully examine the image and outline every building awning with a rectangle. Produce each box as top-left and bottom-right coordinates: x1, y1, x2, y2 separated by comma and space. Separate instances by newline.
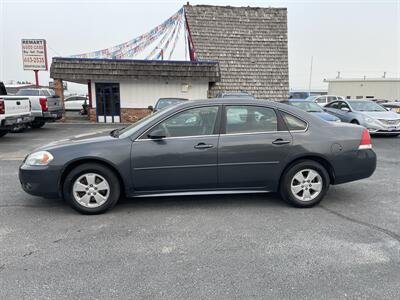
50, 57, 220, 84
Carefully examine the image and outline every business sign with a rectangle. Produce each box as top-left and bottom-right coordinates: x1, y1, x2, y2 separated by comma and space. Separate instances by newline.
21, 39, 48, 71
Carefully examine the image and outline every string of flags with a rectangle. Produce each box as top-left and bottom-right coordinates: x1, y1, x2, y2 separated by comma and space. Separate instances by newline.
71, 7, 187, 60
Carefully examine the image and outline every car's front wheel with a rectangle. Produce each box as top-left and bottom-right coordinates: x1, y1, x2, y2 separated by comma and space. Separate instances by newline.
63, 163, 121, 214
280, 160, 330, 208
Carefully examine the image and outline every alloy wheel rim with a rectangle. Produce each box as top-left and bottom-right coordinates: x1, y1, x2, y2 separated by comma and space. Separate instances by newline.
290, 169, 323, 202
72, 173, 110, 208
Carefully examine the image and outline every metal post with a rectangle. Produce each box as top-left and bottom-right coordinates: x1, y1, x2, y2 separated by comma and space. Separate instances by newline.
34, 70, 39, 87
308, 56, 313, 94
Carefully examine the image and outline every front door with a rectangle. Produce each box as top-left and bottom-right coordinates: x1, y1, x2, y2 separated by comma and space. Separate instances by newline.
95, 83, 121, 123
218, 105, 293, 190
131, 105, 220, 193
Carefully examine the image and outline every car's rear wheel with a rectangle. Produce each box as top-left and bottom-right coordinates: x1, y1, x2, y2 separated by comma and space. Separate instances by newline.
63, 163, 121, 214
30, 121, 46, 129
280, 160, 330, 208
0, 130, 8, 137
350, 120, 359, 124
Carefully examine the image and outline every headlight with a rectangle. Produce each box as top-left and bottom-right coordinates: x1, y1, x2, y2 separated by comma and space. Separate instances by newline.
25, 151, 54, 166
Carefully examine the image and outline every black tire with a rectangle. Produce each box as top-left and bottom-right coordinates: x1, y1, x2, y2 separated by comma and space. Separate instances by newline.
0, 130, 8, 138
63, 163, 121, 214
10, 124, 27, 133
30, 121, 46, 129
279, 160, 330, 208
350, 120, 359, 125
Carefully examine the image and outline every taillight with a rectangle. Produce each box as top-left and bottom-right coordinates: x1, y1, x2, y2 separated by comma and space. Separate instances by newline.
358, 128, 372, 150
0, 100, 4, 114
39, 98, 48, 112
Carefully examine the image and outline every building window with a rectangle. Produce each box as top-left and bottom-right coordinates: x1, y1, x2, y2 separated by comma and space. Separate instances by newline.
366, 96, 374, 99
356, 96, 363, 99
346, 96, 351, 99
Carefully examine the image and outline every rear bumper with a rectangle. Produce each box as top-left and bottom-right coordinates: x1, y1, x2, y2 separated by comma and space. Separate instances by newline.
1, 114, 34, 128
42, 110, 63, 121
19, 163, 62, 198
332, 149, 377, 185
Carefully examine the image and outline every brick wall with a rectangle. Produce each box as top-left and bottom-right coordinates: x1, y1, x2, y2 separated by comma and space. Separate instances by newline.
88, 108, 97, 122
120, 108, 152, 123
185, 5, 289, 101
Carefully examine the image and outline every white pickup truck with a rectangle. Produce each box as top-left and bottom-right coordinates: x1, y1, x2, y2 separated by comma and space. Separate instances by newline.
0, 83, 33, 138
15, 88, 64, 128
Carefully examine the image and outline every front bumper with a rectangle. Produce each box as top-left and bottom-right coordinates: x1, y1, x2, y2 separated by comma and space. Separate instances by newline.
364, 122, 400, 134
19, 163, 62, 198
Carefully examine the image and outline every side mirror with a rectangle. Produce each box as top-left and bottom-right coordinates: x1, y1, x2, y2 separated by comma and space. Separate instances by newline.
340, 107, 350, 112
148, 128, 166, 139
147, 105, 154, 112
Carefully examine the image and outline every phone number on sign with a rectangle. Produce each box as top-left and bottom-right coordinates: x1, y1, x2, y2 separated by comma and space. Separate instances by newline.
23, 57, 46, 63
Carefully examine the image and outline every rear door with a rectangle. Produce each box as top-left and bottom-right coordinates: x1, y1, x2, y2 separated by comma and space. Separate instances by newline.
218, 105, 293, 190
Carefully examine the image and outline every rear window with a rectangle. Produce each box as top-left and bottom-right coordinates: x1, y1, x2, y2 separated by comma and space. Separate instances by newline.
281, 112, 307, 131
16, 89, 39, 96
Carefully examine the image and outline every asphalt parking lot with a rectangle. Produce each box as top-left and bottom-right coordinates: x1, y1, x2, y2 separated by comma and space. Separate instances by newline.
1, 124, 399, 299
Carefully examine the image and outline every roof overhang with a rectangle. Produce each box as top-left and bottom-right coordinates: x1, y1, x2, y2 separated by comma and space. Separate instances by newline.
50, 57, 220, 84
324, 78, 400, 83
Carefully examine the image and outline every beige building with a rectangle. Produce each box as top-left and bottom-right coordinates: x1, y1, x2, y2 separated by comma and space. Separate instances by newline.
325, 78, 400, 101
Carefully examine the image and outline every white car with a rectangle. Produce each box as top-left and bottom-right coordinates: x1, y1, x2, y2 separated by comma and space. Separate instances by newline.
64, 96, 87, 111
306, 95, 344, 106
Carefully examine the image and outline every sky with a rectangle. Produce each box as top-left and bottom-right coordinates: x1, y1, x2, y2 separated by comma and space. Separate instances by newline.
0, 0, 399, 93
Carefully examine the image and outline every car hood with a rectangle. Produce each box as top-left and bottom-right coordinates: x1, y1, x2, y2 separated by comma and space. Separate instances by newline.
311, 111, 340, 121
358, 111, 400, 120
37, 130, 117, 151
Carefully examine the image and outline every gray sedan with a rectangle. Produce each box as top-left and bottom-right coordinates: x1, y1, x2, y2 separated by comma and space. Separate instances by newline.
324, 99, 400, 136
19, 99, 376, 214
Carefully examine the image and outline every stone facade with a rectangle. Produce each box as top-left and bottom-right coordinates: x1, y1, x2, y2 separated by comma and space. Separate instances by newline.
120, 108, 152, 123
185, 4, 289, 101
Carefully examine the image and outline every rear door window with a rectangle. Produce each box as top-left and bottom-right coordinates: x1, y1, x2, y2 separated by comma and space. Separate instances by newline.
224, 106, 277, 134
281, 112, 308, 131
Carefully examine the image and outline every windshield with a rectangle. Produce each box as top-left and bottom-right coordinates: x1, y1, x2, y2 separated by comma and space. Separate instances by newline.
156, 99, 185, 110
117, 105, 176, 138
350, 101, 387, 112
289, 92, 309, 99
286, 101, 323, 112
16, 89, 39, 96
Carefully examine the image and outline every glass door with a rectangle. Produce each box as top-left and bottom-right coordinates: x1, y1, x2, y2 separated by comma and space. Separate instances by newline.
95, 83, 121, 123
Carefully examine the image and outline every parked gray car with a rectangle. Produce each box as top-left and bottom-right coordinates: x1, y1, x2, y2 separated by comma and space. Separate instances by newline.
19, 99, 376, 214
324, 99, 400, 136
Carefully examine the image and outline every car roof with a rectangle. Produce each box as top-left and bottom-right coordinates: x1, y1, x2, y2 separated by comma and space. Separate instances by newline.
158, 97, 188, 101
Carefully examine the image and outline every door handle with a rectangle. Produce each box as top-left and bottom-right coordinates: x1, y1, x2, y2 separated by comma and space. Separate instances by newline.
194, 143, 214, 149
272, 139, 291, 145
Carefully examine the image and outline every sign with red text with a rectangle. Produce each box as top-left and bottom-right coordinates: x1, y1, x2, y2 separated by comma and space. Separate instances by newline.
21, 39, 48, 71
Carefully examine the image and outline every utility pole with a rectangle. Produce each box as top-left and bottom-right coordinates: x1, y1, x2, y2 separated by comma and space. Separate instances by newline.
308, 56, 313, 94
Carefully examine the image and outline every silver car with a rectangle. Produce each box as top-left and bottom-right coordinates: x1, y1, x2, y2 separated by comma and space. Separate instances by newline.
324, 99, 400, 136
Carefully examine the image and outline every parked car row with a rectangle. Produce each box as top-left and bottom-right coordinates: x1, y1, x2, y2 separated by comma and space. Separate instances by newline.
0, 82, 64, 138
